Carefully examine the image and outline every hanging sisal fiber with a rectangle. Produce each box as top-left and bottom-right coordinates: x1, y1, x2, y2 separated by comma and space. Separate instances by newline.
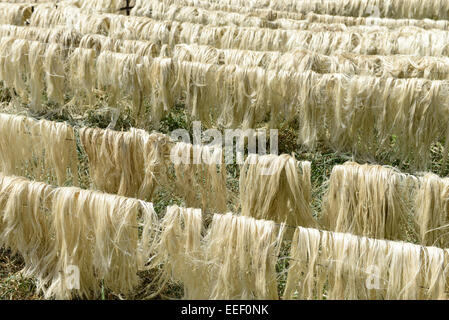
173, 43, 449, 80
132, 0, 306, 21
45, 185, 158, 299
130, 0, 317, 30
0, 175, 55, 288
77, 0, 125, 13
79, 127, 170, 200
43, 43, 66, 105
0, 37, 29, 100
25, 5, 449, 56
0, 113, 79, 186
45, 188, 156, 298
296, 71, 449, 169
0, 3, 33, 25
29, 4, 110, 34
170, 142, 227, 213
415, 173, 449, 248
321, 162, 413, 241
306, 12, 449, 31
204, 213, 285, 299
153, 205, 207, 299
25, 5, 449, 57
239, 154, 316, 228
68, 47, 97, 104
0, 25, 82, 48
0, 174, 158, 299
283, 227, 449, 300
167, 0, 449, 20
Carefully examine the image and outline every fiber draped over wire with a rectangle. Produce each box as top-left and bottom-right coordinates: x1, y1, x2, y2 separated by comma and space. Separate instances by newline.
159, 0, 449, 20
0, 174, 159, 299
297, 72, 449, 169
170, 142, 227, 213
24, 5, 449, 56
284, 227, 449, 300
0, 113, 79, 186
132, 0, 306, 21
415, 173, 449, 248
204, 213, 285, 299
0, 175, 55, 288
240, 154, 316, 228
0, 3, 32, 25
44, 186, 158, 299
306, 12, 449, 31
153, 205, 207, 299
321, 162, 413, 241
79, 127, 170, 200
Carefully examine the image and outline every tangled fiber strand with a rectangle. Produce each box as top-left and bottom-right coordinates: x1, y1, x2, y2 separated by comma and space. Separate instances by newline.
284, 227, 449, 300
153, 205, 207, 299
173, 44, 449, 80
415, 173, 449, 248
68, 47, 97, 105
29, 4, 110, 34
0, 25, 82, 48
24, 5, 449, 56
79, 127, 169, 200
0, 37, 29, 101
43, 186, 158, 299
321, 162, 413, 241
306, 12, 449, 31
78, 0, 125, 14
297, 72, 449, 168
0, 113, 79, 186
43, 43, 66, 105
172, 0, 449, 20
240, 154, 316, 228
0, 175, 55, 289
132, 0, 306, 20
0, 173, 158, 299
0, 3, 32, 25
130, 0, 317, 30
95, 51, 153, 118
204, 213, 285, 299
170, 142, 227, 213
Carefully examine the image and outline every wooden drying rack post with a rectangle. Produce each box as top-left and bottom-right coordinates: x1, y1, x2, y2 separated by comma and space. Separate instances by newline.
119, 0, 134, 16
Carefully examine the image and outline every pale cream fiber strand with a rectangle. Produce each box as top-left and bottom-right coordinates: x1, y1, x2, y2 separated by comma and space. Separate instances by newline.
79, 127, 169, 200
4, 33, 449, 88
305, 12, 449, 31
0, 174, 158, 299
204, 213, 285, 299
240, 154, 316, 228
45, 186, 158, 299
321, 162, 412, 241
0, 175, 55, 291
154, 0, 449, 20
26, 5, 449, 56
1, 36, 449, 168
0, 113, 79, 186
132, 0, 306, 21
171, 142, 227, 213
415, 173, 449, 248
284, 227, 449, 300
153, 205, 207, 299
0, 3, 32, 25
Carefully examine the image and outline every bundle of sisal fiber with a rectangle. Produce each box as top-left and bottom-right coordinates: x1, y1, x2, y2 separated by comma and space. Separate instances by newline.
415, 173, 449, 248
284, 227, 449, 300
0, 113, 79, 186
321, 162, 412, 241
239, 153, 316, 228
